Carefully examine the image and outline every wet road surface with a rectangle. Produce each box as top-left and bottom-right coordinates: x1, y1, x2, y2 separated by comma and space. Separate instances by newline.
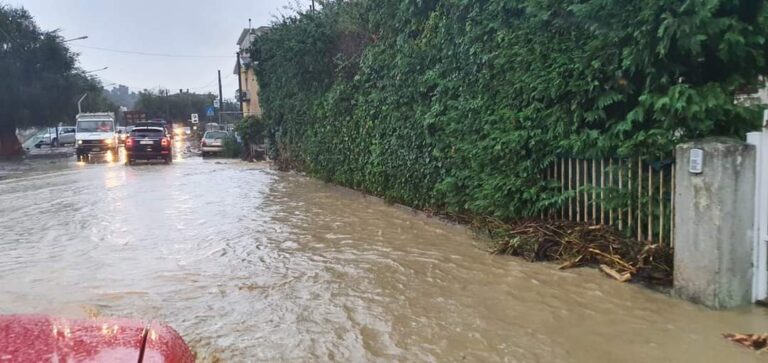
1, 154, 768, 362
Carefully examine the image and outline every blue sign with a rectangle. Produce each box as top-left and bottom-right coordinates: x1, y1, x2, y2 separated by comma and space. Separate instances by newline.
206, 106, 215, 117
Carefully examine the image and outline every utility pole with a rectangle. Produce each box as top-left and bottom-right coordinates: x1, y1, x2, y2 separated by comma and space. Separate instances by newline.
236, 52, 244, 115
217, 70, 223, 125
164, 89, 170, 122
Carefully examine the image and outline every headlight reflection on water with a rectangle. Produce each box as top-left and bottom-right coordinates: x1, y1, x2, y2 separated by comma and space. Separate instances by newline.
105, 150, 115, 163
174, 139, 184, 161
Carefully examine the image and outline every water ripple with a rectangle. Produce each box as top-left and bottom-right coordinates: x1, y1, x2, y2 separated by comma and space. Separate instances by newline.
0, 159, 766, 362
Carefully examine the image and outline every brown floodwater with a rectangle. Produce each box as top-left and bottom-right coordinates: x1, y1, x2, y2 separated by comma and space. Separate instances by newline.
0, 156, 767, 362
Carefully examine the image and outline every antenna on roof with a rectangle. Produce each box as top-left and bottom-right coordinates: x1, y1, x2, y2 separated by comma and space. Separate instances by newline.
248, 18, 252, 33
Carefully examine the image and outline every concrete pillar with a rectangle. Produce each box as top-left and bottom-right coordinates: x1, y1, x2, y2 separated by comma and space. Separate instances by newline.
673, 138, 756, 309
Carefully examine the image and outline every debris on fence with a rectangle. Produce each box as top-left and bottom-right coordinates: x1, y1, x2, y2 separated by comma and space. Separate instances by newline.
477, 218, 673, 285
722, 333, 768, 351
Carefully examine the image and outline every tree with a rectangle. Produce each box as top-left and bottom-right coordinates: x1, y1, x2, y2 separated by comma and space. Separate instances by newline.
134, 89, 216, 122
235, 115, 267, 160
0, 5, 112, 157
133, 90, 244, 127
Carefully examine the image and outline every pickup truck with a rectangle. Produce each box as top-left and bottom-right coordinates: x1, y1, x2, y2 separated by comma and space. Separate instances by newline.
75, 113, 118, 161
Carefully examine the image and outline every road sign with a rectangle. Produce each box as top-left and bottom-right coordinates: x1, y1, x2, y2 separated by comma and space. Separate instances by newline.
213, 99, 220, 109
206, 107, 214, 117
191, 113, 199, 123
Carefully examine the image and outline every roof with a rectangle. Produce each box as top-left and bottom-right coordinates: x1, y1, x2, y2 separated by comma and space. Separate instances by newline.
235, 26, 270, 74
236, 26, 270, 49
236, 29, 250, 47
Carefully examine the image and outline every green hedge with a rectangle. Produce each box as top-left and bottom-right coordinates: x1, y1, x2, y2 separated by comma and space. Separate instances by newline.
252, 0, 767, 219
221, 136, 242, 158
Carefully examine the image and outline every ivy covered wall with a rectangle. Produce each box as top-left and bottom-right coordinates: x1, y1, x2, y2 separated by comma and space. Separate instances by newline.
251, 0, 768, 219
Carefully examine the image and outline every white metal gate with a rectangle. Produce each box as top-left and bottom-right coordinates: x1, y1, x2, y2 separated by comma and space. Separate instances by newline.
747, 110, 768, 303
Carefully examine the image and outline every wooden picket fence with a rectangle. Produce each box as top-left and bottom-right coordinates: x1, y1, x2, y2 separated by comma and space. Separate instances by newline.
542, 158, 676, 248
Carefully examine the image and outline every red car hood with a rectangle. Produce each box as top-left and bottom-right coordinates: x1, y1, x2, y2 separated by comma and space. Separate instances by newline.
0, 315, 194, 362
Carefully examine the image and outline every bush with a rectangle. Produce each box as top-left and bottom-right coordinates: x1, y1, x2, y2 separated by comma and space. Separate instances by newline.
220, 136, 242, 158
235, 115, 267, 145
251, 0, 768, 219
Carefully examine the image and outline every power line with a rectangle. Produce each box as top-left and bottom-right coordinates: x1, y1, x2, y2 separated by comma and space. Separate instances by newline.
71, 44, 233, 59
164, 73, 232, 89
101, 73, 235, 94
189, 78, 219, 91
187, 74, 234, 91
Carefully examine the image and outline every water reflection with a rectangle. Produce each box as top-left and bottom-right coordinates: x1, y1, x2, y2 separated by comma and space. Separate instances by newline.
117, 147, 127, 164
0, 160, 766, 362
104, 150, 115, 163
174, 139, 184, 161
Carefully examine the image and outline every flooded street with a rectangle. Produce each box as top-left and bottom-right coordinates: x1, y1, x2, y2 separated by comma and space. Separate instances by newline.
1, 155, 767, 362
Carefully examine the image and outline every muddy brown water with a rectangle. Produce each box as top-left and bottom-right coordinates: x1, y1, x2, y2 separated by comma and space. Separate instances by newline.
1, 156, 767, 362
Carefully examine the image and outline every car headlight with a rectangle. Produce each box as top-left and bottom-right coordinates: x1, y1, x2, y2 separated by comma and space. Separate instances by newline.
105, 139, 114, 145
77, 140, 83, 145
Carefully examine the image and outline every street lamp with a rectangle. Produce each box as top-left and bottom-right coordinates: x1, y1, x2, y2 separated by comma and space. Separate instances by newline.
63, 36, 88, 42
77, 93, 88, 114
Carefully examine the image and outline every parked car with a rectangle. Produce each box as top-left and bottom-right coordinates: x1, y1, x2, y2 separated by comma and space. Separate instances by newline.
32, 127, 76, 148
125, 127, 172, 165
53, 126, 76, 146
201, 131, 228, 157
205, 123, 221, 132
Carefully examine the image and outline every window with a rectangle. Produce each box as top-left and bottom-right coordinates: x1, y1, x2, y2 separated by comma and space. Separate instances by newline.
77, 121, 114, 133
130, 128, 164, 138
205, 131, 228, 139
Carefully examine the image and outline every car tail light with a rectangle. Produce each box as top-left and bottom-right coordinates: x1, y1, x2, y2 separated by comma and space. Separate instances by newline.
126, 138, 134, 148
201, 140, 207, 147
161, 137, 169, 148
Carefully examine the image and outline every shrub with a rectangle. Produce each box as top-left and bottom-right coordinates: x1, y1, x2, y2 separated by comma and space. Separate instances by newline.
235, 115, 267, 145
251, 0, 768, 218
220, 136, 242, 158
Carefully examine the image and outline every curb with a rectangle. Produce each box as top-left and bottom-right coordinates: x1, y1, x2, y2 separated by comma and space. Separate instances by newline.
25, 151, 75, 160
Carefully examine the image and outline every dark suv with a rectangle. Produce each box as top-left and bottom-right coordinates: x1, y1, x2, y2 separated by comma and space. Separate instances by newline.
125, 127, 172, 165
134, 120, 172, 138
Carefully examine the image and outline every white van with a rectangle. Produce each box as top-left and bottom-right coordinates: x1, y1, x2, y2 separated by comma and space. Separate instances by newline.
75, 113, 118, 160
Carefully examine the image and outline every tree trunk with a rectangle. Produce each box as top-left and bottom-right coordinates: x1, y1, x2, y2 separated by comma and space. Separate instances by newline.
0, 122, 23, 158
240, 140, 253, 162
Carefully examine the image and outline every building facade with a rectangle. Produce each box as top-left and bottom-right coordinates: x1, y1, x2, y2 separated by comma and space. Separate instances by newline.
235, 26, 270, 117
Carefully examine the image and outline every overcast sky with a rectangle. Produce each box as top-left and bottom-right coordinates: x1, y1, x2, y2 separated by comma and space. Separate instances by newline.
11, 0, 304, 99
